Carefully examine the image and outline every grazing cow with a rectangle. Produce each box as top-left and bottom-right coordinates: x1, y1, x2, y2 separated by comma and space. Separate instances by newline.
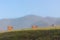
8, 26, 13, 31
32, 25, 38, 30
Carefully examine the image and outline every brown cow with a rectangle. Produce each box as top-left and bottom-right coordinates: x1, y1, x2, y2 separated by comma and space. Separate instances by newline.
32, 25, 38, 30
8, 25, 13, 31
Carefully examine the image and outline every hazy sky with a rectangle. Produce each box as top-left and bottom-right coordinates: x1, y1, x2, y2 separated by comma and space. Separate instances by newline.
0, 0, 60, 18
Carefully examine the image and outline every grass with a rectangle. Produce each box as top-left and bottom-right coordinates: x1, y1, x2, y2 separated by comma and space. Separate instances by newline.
0, 27, 60, 40
0, 26, 60, 40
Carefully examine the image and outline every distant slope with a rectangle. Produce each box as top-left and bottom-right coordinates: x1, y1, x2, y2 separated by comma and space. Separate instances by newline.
0, 15, 60, 31
11, 15, 45, 29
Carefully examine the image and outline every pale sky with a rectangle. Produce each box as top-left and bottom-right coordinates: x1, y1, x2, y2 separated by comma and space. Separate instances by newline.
0, 0, 60, 19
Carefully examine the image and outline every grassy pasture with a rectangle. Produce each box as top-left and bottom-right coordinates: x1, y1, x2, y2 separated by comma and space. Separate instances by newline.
0, 26, 60, 40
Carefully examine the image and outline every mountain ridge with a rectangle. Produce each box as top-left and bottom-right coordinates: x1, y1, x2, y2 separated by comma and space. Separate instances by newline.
0, 15, 60, 31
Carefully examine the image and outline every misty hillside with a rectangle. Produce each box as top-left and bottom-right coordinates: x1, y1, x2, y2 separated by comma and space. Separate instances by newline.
0, 15, 60, 31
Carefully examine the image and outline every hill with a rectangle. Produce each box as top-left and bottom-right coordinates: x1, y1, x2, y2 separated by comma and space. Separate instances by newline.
0, 15, 60, 31
0, 29, 60, 40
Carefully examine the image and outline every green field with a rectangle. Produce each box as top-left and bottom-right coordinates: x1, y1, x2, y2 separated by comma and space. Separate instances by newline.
0, 29, 60, 40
